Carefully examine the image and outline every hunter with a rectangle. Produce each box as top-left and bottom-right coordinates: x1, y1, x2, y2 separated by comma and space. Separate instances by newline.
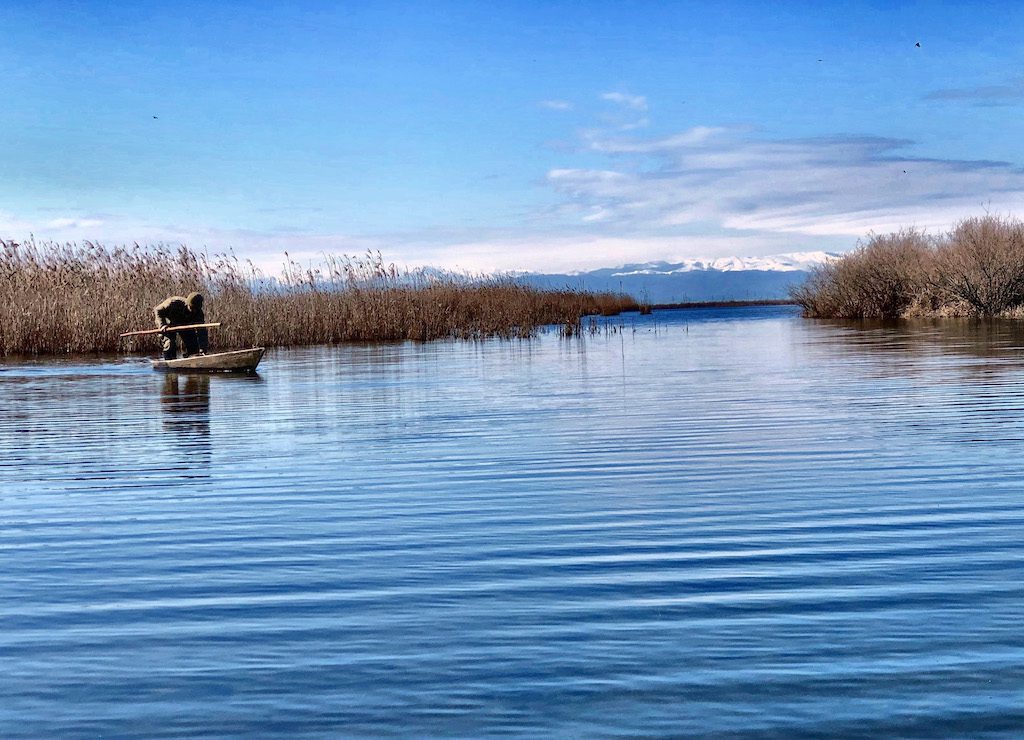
153, 295, 200, 360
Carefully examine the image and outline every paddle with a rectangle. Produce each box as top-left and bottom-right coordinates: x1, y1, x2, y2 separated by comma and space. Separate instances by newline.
119, 322, 222, 338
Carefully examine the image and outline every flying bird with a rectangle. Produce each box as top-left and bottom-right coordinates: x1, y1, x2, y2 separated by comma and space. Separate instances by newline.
915, 42, 921, 48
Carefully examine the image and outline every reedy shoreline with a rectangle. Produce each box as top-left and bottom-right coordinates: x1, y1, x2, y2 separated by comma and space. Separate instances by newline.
0, 241, 638, 357
792, 215, 1024, 320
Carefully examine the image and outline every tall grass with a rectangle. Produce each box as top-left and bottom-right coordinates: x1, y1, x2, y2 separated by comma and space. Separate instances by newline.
792, 215, 1024, 319
0, 241, 637, 356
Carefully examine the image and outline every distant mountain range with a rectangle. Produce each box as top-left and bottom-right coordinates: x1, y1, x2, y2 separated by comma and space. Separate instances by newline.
520, 251, 837, 304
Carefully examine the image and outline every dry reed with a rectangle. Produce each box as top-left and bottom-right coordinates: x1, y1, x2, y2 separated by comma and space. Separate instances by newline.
0, 240, 638, 356
792, 215, 1024, 319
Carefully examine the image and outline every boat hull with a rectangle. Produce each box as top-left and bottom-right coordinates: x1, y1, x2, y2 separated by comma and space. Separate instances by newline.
152, 347, 265, 373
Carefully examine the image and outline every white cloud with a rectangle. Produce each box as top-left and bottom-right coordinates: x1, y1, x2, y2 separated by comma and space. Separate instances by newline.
547, 128, 1024, 237
601, 91, 648, 111
45, 217, 105, 229
538, 99, 573, 111
9, 108, 1024, 276
586, 126, 729, 153
618, 117, 650, 131
400, 232, 844, 274
925, 77, 1024, 104
0, 213, 380, 274
599, 91, 650, 131
0, 206, 846, 275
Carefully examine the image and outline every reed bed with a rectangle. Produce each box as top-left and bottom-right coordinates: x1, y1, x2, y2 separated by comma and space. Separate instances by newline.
792, 215, 1024, 319
0, 241, 637, 356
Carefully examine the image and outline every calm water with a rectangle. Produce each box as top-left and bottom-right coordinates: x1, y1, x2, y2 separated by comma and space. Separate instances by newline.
4, 305, 1024, 736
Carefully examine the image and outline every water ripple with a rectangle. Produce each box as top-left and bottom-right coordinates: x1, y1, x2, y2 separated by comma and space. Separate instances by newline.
4, 307, 1024, 735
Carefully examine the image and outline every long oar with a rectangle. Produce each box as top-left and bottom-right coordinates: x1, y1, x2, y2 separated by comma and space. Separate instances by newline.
119, 322, 222, 338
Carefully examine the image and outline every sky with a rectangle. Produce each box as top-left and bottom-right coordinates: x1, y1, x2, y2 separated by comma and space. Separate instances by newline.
2, 1, 1024, 274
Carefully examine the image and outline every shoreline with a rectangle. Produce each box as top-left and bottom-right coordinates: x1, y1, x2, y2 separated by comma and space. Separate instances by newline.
647, 299, 798, 310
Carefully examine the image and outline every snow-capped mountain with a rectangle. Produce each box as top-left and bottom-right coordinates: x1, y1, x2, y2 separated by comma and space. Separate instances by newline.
523, 251, 836, 304
604, 251, 836, 276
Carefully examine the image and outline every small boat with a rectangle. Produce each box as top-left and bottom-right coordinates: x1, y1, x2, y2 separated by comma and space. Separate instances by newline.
151, 347, 265, 373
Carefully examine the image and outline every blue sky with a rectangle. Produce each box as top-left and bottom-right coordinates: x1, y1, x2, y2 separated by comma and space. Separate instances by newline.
2, 1, 1024, 272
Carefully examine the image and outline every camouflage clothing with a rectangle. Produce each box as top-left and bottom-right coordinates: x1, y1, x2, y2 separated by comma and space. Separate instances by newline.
153, 295, 199, 360
186, 292, 209, 353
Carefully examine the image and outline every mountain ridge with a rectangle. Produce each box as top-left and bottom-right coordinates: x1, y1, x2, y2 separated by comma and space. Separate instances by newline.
519, 251, 837, 303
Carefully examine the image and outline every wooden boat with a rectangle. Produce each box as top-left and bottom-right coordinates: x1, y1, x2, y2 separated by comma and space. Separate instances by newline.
151, 347, 265, 373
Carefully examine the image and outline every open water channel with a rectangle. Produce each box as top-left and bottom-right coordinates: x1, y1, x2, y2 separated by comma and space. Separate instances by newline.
4, 305, 1024, 736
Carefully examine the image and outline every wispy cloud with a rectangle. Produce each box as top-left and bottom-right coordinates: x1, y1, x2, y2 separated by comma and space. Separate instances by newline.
387, 233, 832, 274
538, 99, 573, 111
44, 217, 105, 229
0, 211, 107, 235
601, 91, 648, 111
585, 126, 728, 153
0, 206, 843, 275
924, 77, 1024, 104
547, 127, 1024, 237
9, 109, 1024, 275
0, 212, 382, 271
598, 91, 650, 131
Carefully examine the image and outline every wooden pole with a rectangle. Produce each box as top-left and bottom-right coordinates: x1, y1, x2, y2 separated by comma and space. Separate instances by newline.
119, 322, 222, 338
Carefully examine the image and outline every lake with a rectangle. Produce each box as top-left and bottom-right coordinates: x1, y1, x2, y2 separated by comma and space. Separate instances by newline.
4, 305, 1024, 736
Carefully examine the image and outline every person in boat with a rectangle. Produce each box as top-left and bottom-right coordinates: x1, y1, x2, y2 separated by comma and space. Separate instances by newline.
186, 292, 210, 355
153, 295, 201, 360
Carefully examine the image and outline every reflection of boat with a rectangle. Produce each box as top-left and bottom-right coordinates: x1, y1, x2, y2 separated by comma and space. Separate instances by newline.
161, 373, 211, 425
160, 373, 211, 476
152, 347, 265, 373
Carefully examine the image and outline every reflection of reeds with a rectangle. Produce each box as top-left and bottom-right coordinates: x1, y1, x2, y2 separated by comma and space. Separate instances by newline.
793, 215, 1024, 319
0, 241, 637, 356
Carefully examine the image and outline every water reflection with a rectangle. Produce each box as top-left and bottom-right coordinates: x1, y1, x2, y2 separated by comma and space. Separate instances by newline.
803, 318, 1024, 380
161, 373, 210, 427
160, 373, 212, 474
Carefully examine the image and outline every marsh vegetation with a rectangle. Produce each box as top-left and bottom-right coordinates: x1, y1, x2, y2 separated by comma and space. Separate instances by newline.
0, 241, 637, 356
793, 215, 1024, 319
